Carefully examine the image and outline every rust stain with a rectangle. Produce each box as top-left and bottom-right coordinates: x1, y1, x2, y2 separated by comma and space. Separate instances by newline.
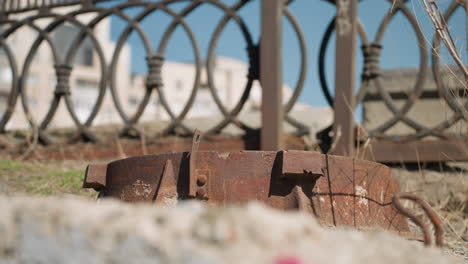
120, 180, 153, 201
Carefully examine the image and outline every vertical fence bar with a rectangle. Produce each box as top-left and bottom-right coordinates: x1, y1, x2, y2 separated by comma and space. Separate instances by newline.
260, 0, 283, 150
332, 0, 358, 156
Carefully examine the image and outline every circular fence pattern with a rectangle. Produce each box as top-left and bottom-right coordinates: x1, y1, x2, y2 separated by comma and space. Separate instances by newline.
0, 0, 309, 143
0, 0, 466, 144
318, 0, 466, 142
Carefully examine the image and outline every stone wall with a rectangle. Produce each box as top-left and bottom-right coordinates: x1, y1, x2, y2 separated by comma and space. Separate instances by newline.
0, 196, 461, 264
362, 67, 466, 137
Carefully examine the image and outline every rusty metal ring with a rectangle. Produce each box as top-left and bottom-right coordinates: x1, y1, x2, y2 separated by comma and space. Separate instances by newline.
392, 192, 444, 247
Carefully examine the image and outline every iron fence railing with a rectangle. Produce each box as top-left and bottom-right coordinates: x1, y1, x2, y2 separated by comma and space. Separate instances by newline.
0, 0, 110, 14
0, 0, 309, 144
0, 0, 466, 161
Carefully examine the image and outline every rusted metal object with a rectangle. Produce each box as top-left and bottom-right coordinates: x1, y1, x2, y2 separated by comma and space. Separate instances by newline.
392, 192, 444, 247
189, 130, 204, 198
83, 164, 107, 191
83, 150, 410, 232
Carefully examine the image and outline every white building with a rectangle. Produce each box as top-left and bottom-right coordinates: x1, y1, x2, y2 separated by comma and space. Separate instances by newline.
127, 56, 294, 123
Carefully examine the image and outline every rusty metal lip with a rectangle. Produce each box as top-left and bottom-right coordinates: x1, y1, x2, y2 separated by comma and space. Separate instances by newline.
106, 150, 326, 164
95, 150, 396, 193
82, 149, 416, 236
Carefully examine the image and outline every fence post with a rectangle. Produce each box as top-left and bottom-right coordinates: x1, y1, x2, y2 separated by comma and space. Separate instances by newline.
260, 0, 283, 151
332, 0, 358, 156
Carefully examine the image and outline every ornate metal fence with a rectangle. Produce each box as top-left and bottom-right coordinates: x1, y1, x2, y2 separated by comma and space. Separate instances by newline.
1, 0, 110, 14
318, 0, 468, 162
0, 0, 467, 162
0, 0, 308, 144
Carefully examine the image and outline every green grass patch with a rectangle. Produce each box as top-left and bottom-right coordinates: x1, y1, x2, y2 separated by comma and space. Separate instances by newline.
0, 159, 95, 198
0, 160, 31, 172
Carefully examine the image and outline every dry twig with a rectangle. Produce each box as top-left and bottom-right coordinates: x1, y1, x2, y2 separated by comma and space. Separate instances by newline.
420, 0, 468, 81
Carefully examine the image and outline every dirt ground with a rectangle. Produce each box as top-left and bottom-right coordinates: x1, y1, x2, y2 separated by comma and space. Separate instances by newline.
0, 150, 466, 261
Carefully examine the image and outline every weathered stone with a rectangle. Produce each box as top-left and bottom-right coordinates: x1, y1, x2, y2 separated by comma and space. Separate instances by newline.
0, 196, 462, 264
362, 67, 467, 137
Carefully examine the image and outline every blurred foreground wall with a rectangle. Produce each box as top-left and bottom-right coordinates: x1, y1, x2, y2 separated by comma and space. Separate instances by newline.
0, 196, 461, 264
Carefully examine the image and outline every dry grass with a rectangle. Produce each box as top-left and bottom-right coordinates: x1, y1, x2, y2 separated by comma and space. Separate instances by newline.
391, 163, 467, 253
386, 0, 467, 252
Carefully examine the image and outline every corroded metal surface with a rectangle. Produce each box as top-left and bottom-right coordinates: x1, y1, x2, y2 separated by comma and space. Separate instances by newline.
84, 150, 410, 232
393, 192, 444, 247
83, 164, 107, 191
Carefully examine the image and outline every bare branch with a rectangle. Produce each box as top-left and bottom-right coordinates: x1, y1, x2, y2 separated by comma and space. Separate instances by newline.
420, 0, 468, 81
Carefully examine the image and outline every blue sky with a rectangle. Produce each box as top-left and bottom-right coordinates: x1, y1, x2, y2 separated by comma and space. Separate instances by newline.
102, 0, 466, 107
